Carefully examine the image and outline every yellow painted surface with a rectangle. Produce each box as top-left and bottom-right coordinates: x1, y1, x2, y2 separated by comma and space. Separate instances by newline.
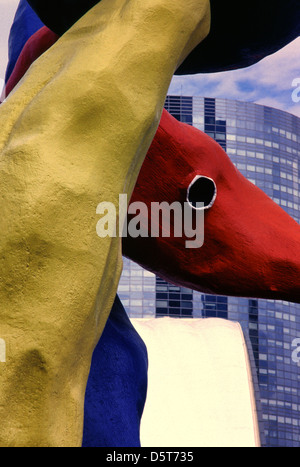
132, 318, 261, 448
0, 0, 210, 447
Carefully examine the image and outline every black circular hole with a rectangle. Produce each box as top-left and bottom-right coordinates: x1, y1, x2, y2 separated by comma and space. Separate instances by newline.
187, 176, 217, 209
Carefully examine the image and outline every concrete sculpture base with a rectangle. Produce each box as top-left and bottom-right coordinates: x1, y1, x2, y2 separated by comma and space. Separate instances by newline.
132, 318, 261, 448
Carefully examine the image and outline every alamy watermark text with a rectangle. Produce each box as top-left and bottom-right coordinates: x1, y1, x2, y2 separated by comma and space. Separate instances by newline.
292, 78, 300, 103
96, 194, 204, 249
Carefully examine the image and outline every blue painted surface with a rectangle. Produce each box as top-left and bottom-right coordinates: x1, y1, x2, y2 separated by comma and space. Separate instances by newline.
83, 296, 148, 447
5, 1, 149, 447
5, 0, 43, 83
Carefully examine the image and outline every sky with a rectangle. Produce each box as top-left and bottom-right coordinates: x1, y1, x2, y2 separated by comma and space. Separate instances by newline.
0, 0, 299, 117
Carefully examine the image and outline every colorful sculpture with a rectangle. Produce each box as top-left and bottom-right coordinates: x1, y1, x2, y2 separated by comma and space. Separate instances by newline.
1, 0, 299, 449
0, 0, 211, 447
6, 15, 299, 305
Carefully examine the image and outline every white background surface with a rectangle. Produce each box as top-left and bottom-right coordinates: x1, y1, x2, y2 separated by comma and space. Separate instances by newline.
132, 317, 260, 448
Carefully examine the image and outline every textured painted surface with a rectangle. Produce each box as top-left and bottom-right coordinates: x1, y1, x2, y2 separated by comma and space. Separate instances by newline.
5, 26, 59, 98
0, 0, 210, 447
133, 318, 261, 447
4, 17, 148, 448
26, 0, 300, 74
123, 109, 300, 303
83, 296, 148, 447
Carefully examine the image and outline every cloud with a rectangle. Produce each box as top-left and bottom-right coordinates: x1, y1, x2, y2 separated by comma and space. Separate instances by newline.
169, 38, 300, 117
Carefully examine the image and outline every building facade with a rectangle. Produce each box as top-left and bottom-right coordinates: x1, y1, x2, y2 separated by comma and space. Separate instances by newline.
117, 96, 300, 447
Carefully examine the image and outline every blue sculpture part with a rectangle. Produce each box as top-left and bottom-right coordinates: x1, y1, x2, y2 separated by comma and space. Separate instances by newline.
83, 295, 148, 447
5, 0, 43, 83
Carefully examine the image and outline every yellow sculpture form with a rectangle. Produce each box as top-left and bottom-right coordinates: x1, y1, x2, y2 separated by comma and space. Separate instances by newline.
0, 0, 210, 446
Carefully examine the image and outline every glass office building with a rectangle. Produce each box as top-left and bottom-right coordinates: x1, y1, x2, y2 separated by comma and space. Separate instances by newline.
117, 96, 300, 447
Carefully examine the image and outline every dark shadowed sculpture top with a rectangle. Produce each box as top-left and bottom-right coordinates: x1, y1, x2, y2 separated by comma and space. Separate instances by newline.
26, 0, 300, 73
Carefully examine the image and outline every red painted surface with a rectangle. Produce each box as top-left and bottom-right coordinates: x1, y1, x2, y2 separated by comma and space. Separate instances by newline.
6, 27, 300, 304
124, 110, 300, 303
4, 26, 58, 98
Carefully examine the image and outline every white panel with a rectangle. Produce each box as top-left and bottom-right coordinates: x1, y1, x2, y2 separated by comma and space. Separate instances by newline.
131, 317, 260, 447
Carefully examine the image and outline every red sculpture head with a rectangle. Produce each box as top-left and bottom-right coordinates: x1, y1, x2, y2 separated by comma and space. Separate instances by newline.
123, 109, 300, 304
